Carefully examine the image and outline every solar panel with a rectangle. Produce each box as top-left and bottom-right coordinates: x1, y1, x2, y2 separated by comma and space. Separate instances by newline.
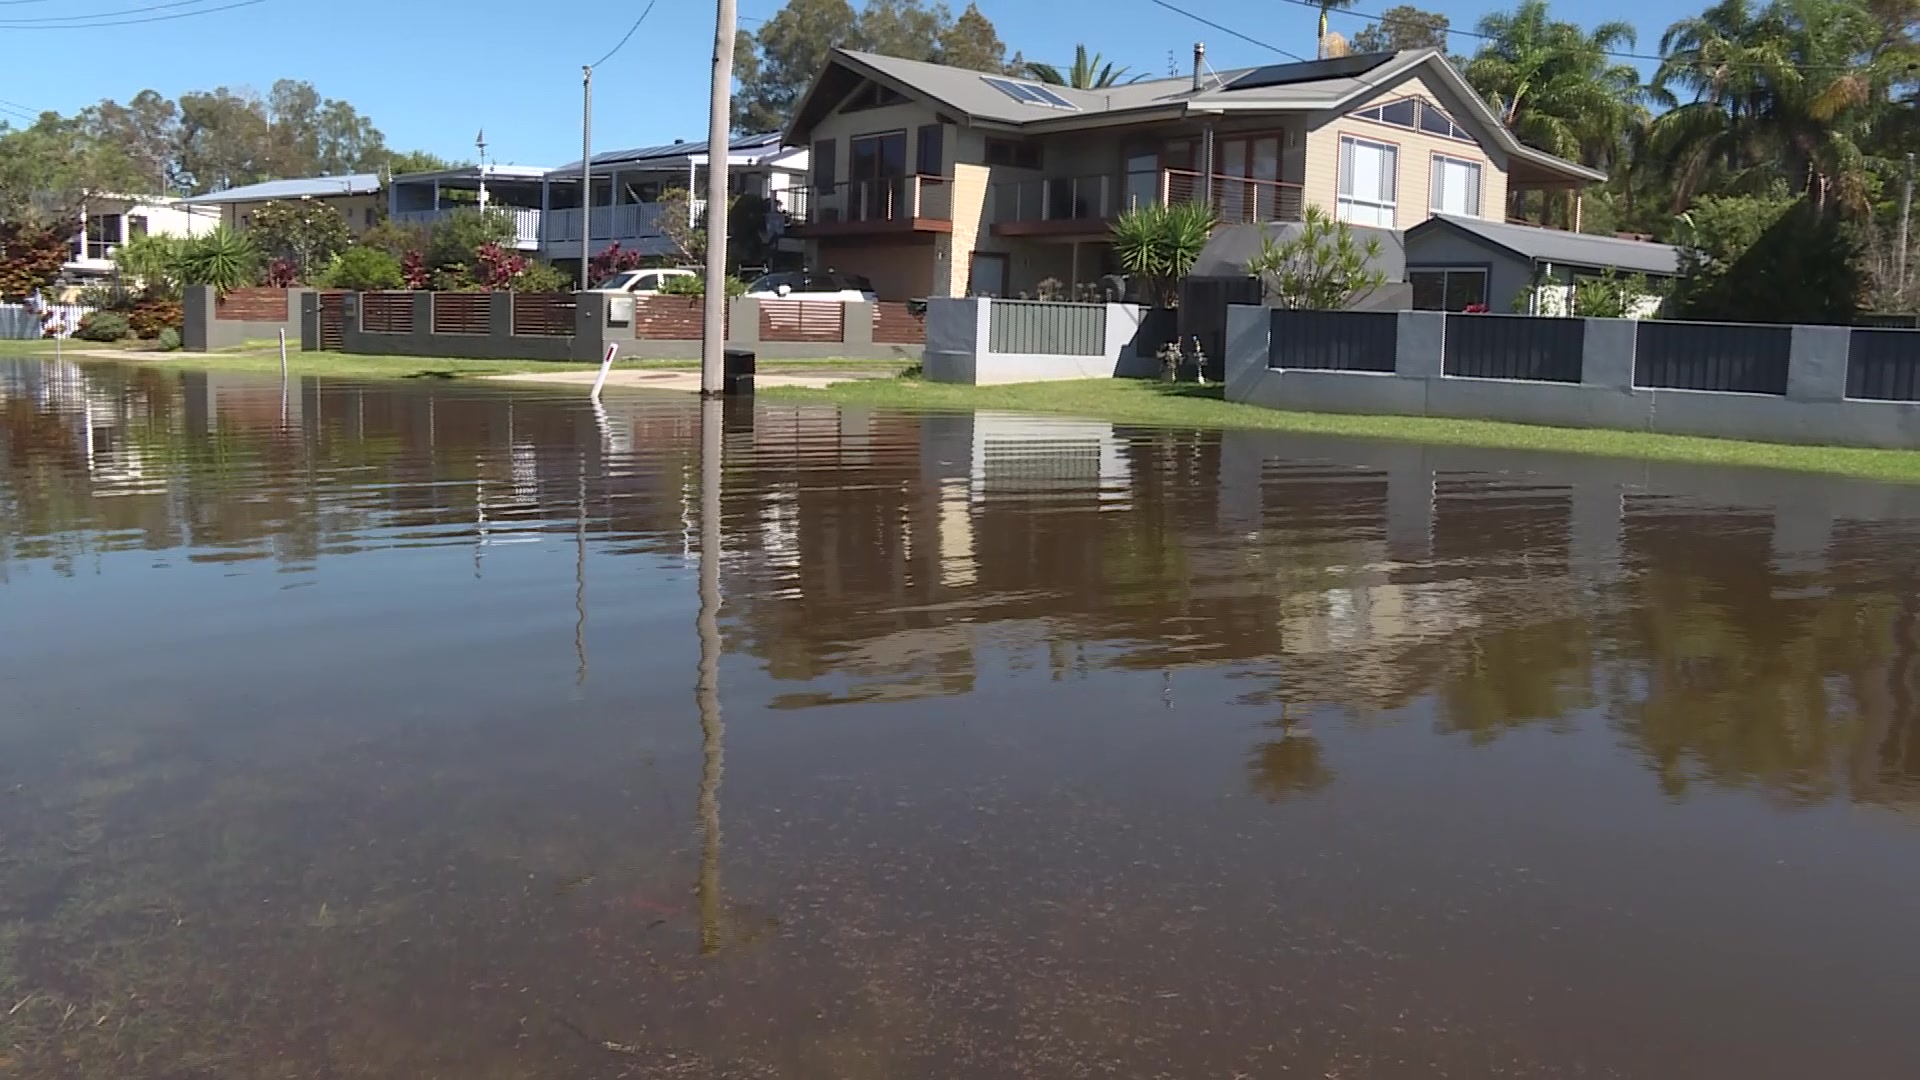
1223, 52, 1396, 92
982, 76, 1078, 110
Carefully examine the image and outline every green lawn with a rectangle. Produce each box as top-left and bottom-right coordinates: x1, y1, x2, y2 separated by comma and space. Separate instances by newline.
0, 339, 912, 381
761, 377, 1920, 484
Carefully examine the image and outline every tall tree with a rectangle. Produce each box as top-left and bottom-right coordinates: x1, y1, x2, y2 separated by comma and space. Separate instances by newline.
1315, 0, 1358, 57
1350, 5, 1451, 52
77, 91, 180, 195
937, 2, 1012, 71
176, 88, 273, 193
1027, 44, 1133, 88
0, 113, 144, 221
1465, 0, 1649, 171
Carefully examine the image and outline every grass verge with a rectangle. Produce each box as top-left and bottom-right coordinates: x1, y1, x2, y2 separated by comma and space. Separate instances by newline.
761, 376, 1920, 484
0, 340, 911, 381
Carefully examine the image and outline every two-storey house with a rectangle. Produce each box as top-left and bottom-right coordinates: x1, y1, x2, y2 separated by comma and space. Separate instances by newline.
781, 46, 1603, 301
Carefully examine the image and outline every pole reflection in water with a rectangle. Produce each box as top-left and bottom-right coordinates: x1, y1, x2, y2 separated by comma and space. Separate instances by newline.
695, 396, 725, 956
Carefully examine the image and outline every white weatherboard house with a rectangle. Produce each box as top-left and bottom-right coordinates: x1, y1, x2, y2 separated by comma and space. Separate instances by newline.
779, 47, 1604, 301
64, 194, 221, 278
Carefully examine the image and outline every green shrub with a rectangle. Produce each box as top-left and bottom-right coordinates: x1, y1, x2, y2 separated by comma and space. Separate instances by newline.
320, 247, 405, 291
658, 273, 746, 297
1109, 201, 1215, 306
426, 208, 516, 273
1242, 205, 1388, 310
155, 327, 182, 352
178, 226, 259, 293
126, 298, 183, 339
75, 311, 131, 342
513, 260, 572, 293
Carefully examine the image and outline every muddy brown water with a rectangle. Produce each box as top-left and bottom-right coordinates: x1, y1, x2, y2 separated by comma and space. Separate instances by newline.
4, 358, 1920, 1078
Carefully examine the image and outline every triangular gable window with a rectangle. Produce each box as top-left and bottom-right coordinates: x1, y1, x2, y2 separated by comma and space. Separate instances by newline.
839, 80, 908, 113
1350, 95, 1473, 144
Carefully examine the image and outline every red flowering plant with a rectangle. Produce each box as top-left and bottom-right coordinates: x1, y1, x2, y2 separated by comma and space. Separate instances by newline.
473, 243, 527, 290
400, 250, 430, 289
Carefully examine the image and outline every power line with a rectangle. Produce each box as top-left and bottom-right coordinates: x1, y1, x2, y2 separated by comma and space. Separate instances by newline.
589, 0, 661, 68
0, 0, 219, 22
0, 0, 267, 28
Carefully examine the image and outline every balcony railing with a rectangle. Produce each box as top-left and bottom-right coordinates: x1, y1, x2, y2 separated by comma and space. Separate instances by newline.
392, 206, 543, 247
1160, 169, 1304, 224
990, 168, 1305, 229
787, 175, 951, 227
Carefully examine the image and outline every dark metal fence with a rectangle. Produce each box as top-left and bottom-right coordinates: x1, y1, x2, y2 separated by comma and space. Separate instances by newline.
1180, 276, 1263, 380
1133, 306, 1179, 358
1442, 314, 1585, 382
988, 300, 1106, 356
1634, 320, 1791, 394
1268, 309, 1400, 372
1846, 329, 1920, 401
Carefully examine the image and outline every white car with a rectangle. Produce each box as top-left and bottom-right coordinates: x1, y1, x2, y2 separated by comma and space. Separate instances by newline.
744, 270, 878, 303
591, 267, 697, 295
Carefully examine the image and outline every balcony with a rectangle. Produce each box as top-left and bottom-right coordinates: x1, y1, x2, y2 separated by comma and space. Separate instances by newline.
989, 168, 1304, 237
786, 176, 952, 236
392, 206, 543, 250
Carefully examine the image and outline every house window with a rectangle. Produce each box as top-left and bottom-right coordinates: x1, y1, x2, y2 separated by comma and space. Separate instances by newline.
1337, 135, 1397, 228
1429, 155, 1482, 217
364, 207, 377, 227
1409, 268, 1488, 311
984, 137, 1041, 170
916, 124, 943, 176
812, 138, 837, 193
82, 214, 124, 260
849, 131, 908, 221
1352, 95, 1474, 143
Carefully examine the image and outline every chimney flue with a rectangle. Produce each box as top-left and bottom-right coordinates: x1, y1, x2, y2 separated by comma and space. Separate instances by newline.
1192, 42, 1206, 91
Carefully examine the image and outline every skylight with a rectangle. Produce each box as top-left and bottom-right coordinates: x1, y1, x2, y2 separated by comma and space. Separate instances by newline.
982, 76, 1078, 110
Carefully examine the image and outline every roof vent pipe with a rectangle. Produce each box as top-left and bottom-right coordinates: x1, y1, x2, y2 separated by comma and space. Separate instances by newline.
1192, 42, 1206, 91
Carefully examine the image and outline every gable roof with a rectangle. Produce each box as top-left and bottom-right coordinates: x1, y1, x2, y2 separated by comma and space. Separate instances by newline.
1410, 214, 1682, 276
177, 173, 381, 205
785, 48, 1603, 184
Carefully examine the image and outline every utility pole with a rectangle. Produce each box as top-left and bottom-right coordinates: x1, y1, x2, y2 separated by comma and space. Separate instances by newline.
1899, 151, 1914, 301
579, 66, 594, 292
700, 0, 738, 396
476, 129, 489, 213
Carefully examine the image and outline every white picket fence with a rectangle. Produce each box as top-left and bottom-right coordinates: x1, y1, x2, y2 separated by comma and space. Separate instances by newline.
0, 303, 94, 339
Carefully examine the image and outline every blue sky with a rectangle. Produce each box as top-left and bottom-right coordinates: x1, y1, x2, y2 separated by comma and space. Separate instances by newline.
1, 0, 1675, 170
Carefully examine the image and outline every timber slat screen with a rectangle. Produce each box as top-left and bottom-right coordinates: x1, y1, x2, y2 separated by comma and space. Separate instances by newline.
761, 301, 846, 343
1443, 314, 1585, 382
215, 287, 289, 322
1845, 329, 1920, 401
431, 293, 491, 336
633, 297, 724, 340
987, 299, 1105, 356
1268, 309, 1399, 372
871, 302, 926, 344
317, 293, 346, 350
360, 292, 414, 335
1634, 321, 1791, 394
511, 294, 576, 337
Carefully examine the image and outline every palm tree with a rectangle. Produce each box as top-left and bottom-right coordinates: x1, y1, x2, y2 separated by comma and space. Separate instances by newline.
1316, 0, 1357, 58
1465, 0, 1651, 221
1026, 44, 1133, 89
1650, 0, 1902, 212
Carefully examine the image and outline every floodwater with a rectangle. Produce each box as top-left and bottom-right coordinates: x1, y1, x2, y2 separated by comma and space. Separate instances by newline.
3, 360, 1920, 1079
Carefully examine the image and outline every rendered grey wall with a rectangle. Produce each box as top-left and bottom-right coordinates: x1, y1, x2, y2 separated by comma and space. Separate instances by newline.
924, 299, 1155, 385
184, 286, 309, 352
1223, 306, 1920, 450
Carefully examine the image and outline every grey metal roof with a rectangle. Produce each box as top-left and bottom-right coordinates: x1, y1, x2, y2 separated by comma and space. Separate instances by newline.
787, 48, 1603, 184
1191, 221, 1406, 281
1411, 215, 1682, 276
549, 132, 784, 174
178, 173, 381, 204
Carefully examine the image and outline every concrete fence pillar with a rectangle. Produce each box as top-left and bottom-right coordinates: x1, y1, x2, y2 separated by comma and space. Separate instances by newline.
1786, 324, 1851, 402
488, 292, 512, 340
1394, 310, 1446, 378
842, 300, 874, 348
1222, 304, 1271, 401
409, 292, 433, 350
573, 292, 609, 362
300, 292, 319, 351
729, 297, 761, 348
182, 284, 216, 351
1581, 317, 1637, 391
